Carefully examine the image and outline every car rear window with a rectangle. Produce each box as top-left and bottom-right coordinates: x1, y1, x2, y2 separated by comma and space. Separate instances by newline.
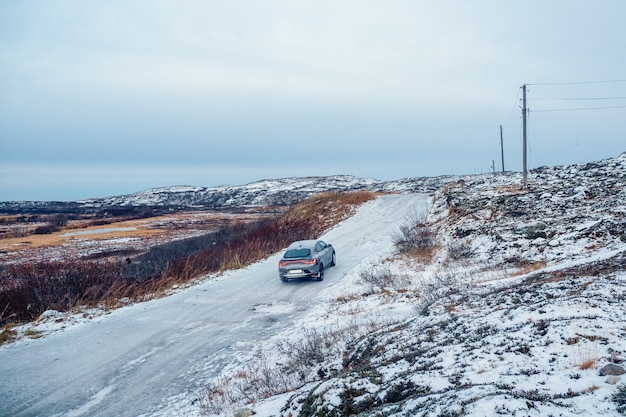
284, 248, 311, 259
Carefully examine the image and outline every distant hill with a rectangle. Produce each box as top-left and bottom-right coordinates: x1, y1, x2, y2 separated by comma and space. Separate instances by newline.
0, 174, 449, 213
2, 152, 625, 213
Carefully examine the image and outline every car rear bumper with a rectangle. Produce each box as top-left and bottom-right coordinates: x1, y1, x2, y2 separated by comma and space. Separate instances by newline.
279, 266, 320, 280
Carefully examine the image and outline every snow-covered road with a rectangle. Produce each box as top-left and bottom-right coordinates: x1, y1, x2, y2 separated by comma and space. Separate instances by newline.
0, 194, 429, 417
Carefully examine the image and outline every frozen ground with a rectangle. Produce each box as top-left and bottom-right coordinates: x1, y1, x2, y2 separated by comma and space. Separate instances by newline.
0, 194, 429, 417
1, 154, 625, 417
201, 154, 626, 416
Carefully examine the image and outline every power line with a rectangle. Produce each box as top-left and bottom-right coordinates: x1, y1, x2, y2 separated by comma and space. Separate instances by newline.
504, 87, 522, 126
502, 80, 624, 184
508, 120, 522, 142
531, 104, 626, 112
527, 79, 626, 86
532, 96, 626, 101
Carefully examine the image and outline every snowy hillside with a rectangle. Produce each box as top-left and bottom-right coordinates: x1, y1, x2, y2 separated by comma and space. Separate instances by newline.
80, 176, 381, 208
80, 175, 449, 208
0, 174, 449, 211
199, 154, 626, 416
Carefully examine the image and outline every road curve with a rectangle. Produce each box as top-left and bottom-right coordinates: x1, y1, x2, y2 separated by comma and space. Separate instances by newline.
0, 194, 429, 417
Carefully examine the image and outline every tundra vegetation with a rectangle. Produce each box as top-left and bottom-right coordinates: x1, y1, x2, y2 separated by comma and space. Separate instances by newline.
0, 191, 377, 339
198, 156, 626, 416
2, 155, 626, 416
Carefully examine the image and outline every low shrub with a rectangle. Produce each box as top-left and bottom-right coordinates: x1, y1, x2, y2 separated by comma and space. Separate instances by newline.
198, 353, 300, 413
447, 241, 474, 262
413, 271, 462, 316
199, 316, 392, 414
33, 224, 60, 235
614, 384, 626, 414
358, 265, 394, 291
392, 209, 437, 259
0, 192, 375, 327
358, 265, 410, 292
0, 217, 311, 324
0, 326, 17, 346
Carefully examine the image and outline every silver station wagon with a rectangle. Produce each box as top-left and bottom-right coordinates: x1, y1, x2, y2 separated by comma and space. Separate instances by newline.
278, 239, 336, 282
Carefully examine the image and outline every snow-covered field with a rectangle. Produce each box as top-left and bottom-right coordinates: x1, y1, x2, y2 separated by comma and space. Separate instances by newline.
1, 154, 625, 417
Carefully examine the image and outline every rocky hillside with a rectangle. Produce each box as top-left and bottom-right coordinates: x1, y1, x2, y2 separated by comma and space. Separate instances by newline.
203, 153, 626, 417
0, 174, 449, 213
80, 175, 451, 208
82, 176, 382, 207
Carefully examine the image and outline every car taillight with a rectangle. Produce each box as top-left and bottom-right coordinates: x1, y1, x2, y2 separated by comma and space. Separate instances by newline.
279, 259, 317, 267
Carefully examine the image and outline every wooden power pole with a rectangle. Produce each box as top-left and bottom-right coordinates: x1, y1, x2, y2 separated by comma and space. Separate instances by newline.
522, 84, 528, 188
500, 124, 505, 173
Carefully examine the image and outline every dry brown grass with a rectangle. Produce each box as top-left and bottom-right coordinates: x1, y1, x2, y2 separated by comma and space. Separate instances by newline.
491, 184, 531, 195
336, 294, 361, 303
572, 342, 599, 371
0, 215, 22, 223
0, 217, 156, 250
0, 211, 263, 263
404, 244, 440, 264
283, 191, 378, 235
0, 324, 17, 346
512, 261, 547, 276
1, 191, 377, 327
579, 358, 596, 370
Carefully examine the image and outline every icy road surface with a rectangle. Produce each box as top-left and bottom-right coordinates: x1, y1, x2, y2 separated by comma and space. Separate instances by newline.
0, 194, 429, 417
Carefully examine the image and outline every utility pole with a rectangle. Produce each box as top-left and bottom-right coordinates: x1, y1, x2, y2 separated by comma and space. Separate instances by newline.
522, 84, 528, 188
500, 124, 505, 173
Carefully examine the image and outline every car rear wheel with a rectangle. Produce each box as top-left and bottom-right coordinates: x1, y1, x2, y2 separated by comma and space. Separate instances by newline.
316, 264, 324, 281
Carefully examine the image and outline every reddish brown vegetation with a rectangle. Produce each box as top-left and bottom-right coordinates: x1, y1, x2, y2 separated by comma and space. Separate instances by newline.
0, 191, 376, 326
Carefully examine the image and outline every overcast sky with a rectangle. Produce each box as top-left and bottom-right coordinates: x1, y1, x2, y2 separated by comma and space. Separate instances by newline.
1, 1, 625, 201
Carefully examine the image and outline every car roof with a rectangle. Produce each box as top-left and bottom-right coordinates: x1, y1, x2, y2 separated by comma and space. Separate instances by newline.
286, 240, 319, 250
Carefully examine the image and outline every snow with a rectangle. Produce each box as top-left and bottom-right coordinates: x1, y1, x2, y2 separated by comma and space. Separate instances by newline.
2, 154, 626, 416
61, 227, 137, 236
204, 157, 626, 416
0, 194, 429, 417
80, 175, 384, 207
